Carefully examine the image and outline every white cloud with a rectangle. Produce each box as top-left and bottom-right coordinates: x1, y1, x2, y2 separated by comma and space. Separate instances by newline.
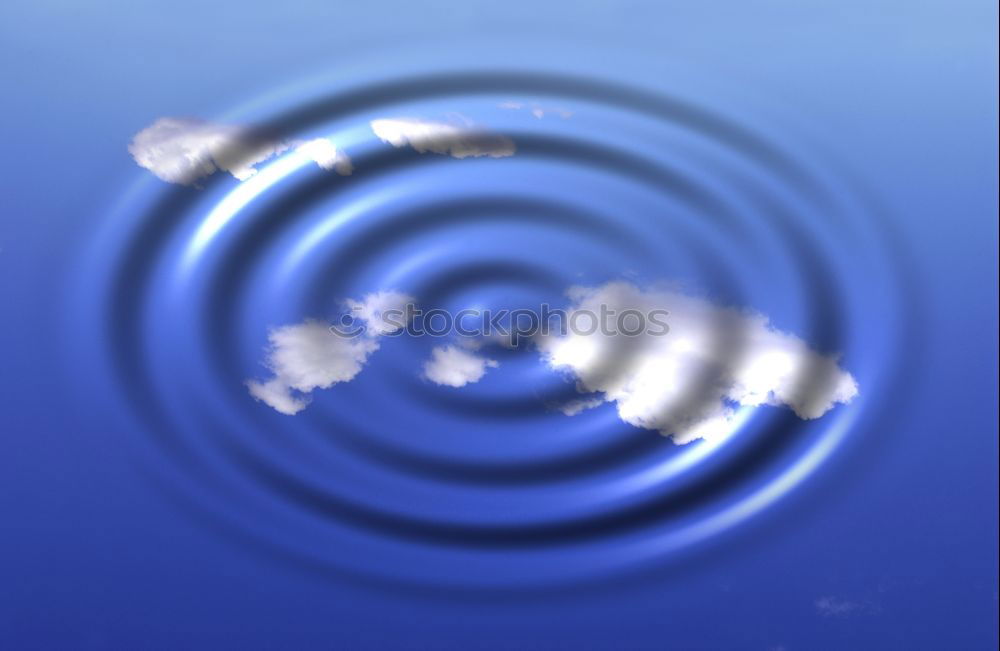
129, 117, 352, 185
557, 395, 605, 416
245, 283, 858, 434
296, 137, 353, 175
370, 117, 515, 159
345, 290, 416, 336
129, 118, 283, 185
246, 320, 378, 415
422, 345, 499, 388
246, 291, 413, 415
537, 282, 858, 444
498, 101, 573, 119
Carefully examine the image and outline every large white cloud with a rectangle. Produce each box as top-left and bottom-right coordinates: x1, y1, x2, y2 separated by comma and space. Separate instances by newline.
129, 117, 352, 185
537, 282, 858, 444
246, 291, 413, 414
370, 117, 515, 159
422, 345, 499, 388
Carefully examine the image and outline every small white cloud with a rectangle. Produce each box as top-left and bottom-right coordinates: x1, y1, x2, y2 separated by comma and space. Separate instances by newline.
246, 320, 379, 415
557, 395, 605, 416
499, 101, 573, 119
537, 282, 859, 444
246, 291, 413, 414
370, 117, 515, 159
295, 137, 353, 175
345, 290, 416, 336
129, 117, 352, 185
422, 345, 499, 388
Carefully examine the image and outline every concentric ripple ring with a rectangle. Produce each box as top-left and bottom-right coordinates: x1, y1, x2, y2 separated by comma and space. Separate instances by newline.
74, 69, 914, 589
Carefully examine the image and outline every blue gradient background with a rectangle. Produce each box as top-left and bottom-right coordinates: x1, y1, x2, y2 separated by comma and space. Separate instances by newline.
1, 1, 997, 649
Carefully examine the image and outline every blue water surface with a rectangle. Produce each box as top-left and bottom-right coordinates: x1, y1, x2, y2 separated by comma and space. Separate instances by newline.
0, 1, 996, 649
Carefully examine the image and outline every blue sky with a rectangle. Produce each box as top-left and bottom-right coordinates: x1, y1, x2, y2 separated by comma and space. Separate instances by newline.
0, 1, 996, 649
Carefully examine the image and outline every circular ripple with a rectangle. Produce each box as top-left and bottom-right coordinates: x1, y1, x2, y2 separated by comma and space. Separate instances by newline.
77, 70, 910, 588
